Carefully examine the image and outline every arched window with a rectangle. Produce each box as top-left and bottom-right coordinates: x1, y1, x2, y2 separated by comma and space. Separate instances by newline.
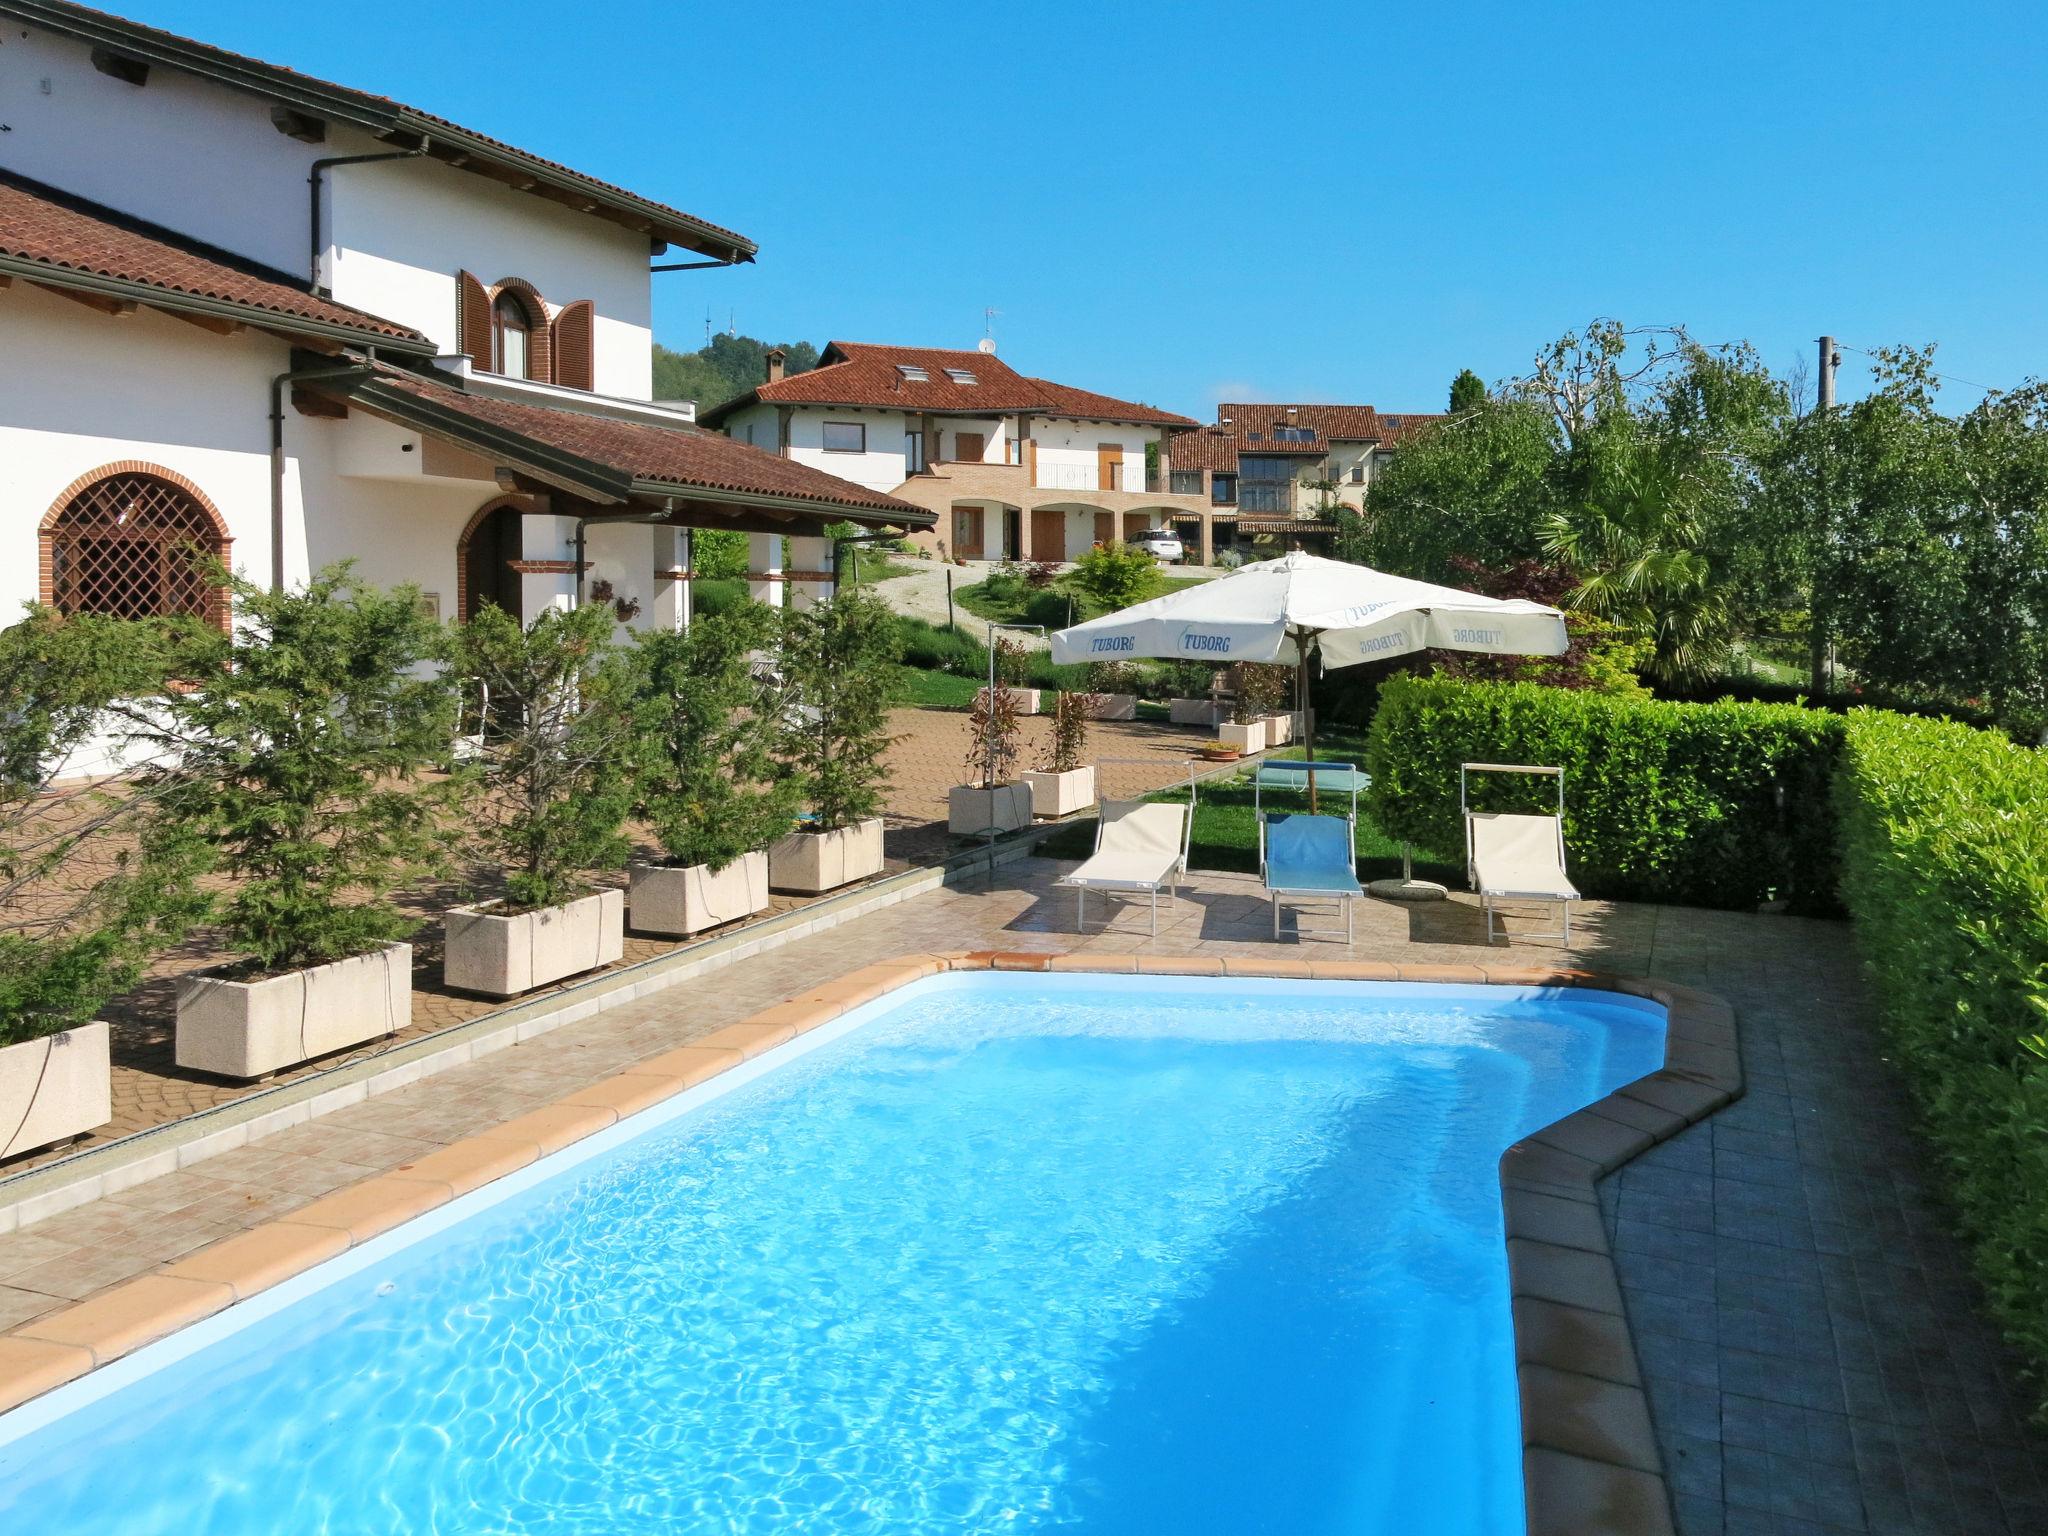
41, 466, 230, 628
492, 292, 533, 379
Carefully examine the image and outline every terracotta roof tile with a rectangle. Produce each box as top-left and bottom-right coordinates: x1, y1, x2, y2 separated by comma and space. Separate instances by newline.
0, 169, 431, 348
1173, 403, 1445, 476
338, 364, 926, 522
703, 342, 1197, 429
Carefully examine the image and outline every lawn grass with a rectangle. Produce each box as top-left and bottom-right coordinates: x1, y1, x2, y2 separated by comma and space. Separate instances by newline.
895, 665, 983, 709
954, 571, 1206, 628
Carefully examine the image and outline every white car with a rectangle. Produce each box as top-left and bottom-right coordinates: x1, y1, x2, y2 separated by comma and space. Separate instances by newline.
1127, 528, 1184, 563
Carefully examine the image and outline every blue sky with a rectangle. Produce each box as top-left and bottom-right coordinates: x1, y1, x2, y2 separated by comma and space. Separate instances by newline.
131, 0, 2048, 416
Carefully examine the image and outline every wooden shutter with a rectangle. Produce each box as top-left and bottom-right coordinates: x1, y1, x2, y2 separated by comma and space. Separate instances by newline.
550, 300, 595, 391
521, 290, 551, 383
456, 271, 492, 365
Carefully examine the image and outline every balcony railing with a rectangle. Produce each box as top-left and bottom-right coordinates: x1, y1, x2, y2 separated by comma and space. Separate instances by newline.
1034, 463, 1125, 493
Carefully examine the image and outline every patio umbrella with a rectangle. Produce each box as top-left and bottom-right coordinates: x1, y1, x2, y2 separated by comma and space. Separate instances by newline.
1049, 551, 1567, 802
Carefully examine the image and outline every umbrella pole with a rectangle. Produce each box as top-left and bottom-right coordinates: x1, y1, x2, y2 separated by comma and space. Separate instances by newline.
1296, 630, 1317, 814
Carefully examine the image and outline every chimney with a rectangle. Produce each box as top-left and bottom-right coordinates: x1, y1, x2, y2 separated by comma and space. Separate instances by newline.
764, 347, 786, 384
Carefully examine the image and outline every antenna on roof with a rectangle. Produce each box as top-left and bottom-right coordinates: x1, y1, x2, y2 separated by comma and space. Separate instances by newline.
981, 306, 999, 354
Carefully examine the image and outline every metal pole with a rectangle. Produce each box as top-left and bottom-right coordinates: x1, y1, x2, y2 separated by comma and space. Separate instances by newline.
946, 567, 956, 633
1811, 336, 1839, 693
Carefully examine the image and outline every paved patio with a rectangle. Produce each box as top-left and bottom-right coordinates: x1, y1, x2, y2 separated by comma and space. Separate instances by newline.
0, 858, 2040, 1532
5, 708, 1209, 1174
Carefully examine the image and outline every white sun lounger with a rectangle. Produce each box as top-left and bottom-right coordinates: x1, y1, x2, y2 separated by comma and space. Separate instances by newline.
1462, 763, 1579, 943
1059, 796, 1192, 937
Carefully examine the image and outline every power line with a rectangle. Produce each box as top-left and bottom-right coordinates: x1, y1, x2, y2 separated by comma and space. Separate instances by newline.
1832, 341, 2018, 397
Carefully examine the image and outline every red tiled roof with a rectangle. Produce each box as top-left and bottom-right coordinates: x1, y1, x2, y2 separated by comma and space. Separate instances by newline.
1216, 403, 1438, 443
702, 342, 1198, 429
4, 2, 753, 260
1166, 426, 1240, 473
1025, 376, 1198, 428
1174, 404, 1445, 477
0, 169, 433, 349
330, 363, 927, 525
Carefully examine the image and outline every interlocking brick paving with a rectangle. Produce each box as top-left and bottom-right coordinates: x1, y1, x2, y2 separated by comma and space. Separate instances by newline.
3, 854, 2041, 1531
4, 708, 1211, 1174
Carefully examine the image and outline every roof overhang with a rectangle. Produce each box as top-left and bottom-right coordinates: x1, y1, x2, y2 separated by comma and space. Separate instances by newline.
0, 250, 438, 354
312, 364, 931, 535
2, 1, 757, 262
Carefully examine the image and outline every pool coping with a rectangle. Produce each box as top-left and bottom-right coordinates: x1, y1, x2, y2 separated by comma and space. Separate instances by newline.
0, 950, 1738, 1536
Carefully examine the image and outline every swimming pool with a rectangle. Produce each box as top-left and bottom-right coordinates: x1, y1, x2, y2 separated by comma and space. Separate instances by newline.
0, 973, 1665, 1535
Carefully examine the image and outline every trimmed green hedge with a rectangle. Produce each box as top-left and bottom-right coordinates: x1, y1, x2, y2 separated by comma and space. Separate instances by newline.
1364, 676, 1844, 912
1836, 711, 2048, 1397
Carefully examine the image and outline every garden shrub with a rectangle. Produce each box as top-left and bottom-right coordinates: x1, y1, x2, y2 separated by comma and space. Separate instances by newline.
149, 566, 459, 975
895, 616, 984, 674
1071, 542, 1162, 610
446, 603, 638, 912
631, 604, 797, 872
780, 591, 901, 831
0, 609, 209, 1044
690, 579, 750, 619
691, 529, 750, 581
1365, 675, 1843, 912
1835, 710, 2048, 1405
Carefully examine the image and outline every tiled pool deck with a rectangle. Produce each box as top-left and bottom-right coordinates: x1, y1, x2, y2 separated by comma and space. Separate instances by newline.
0, 860, 2041, 1534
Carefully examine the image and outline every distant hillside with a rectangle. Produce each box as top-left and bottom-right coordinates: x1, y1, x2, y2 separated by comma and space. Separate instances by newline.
652, 334, 818, 412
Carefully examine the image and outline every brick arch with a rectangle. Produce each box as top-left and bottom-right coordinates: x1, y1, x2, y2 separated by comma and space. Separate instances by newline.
455, 494, 542, 621
487, 277, 552, 382
40, 460, 233, 631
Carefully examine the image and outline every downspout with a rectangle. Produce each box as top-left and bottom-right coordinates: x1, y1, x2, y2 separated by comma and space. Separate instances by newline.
270, 359, 372, 593
308, 143, 430, 294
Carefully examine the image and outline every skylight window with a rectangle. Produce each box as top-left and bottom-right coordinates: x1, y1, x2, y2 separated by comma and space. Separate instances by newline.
944, 368, 977, 385
896, 364, 930, 382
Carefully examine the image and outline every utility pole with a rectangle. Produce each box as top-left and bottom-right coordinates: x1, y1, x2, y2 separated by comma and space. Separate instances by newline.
1810, 337, 1841, 694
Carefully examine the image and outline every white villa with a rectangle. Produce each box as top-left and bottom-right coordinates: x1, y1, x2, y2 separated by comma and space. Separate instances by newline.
701, 343, 1222, 563
0, 1, 926, 643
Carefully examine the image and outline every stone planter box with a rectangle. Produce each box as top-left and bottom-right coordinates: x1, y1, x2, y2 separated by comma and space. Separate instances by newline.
770, 818, 885, 894
1087, 693, 1137, 721
973, 686, 1040, 715
948, 782, 1034, 836
1218, 719, 1268, 754
1169, 698, 1227, 726
444, 889, 624, 1000
0, 1022, 110, 1158
176, 943, 411, 1080
1263, 712, 1294, 747
629, 850, 769, 938
1021, 766, 1097, 819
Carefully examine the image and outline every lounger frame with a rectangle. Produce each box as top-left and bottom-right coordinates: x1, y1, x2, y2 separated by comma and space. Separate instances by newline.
1256, 760, 1367, 943
1461, 762, 1575, 943
1058, 766, 1197, 937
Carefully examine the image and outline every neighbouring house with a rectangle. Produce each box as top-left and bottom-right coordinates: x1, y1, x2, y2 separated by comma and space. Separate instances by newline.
1169, 404, 1439, 555
701, 343, 1226, 563
0, 1, 928, 662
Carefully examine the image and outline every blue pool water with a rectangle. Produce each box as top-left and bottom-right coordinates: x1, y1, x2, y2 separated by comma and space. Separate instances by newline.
0, 975, 1663, 1535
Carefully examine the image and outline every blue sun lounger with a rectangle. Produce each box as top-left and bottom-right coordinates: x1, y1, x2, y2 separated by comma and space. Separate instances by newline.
1255, 760, 1367, 943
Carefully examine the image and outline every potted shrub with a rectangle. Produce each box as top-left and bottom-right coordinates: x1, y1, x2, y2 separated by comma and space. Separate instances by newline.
153, 569, 458, 1078
628, 605, 796, 936
973, 633, 1039, 715
1216, 662, 1290, 754
1021, 688, 1100, 818
0, 609, 207, 1153
771, 590, 898, 892
443, 604, 636, 998
1083, 661, 1139, 721
1164, 659, 1226, 725
949, 671, 1031, 835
